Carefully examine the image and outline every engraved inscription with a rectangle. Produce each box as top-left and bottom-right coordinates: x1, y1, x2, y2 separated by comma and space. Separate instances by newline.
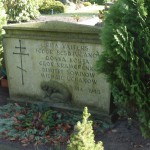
36, 41, 101, 94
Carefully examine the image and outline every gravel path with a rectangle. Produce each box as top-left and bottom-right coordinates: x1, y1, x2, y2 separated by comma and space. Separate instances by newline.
31, 15, 99, 25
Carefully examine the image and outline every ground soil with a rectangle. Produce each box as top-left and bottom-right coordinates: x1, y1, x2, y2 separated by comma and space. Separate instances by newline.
0, 14, 150, 150
0, 86, 150, 150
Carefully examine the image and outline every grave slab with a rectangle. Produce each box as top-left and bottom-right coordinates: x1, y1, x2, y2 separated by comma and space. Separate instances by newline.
3, 21, 111, 117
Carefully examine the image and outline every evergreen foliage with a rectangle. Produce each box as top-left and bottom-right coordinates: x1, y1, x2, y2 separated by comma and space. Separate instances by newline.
97, 0, 150, 138
67, 107, 104, 150
2, 0, 39, 22
0, 1, 6, 68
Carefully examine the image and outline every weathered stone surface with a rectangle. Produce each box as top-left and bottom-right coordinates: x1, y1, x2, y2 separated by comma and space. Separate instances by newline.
3, 21, 110, 115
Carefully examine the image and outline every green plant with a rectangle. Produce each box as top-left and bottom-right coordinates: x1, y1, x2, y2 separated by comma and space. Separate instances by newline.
96, 0, 150, 138
0, 103, 110, 146
42, 110, 57, 126
72, 14, 80, 22
67, 107, 104, 150
2, 0, 39, 22
0, 103, 78, 145
0, 1, 6, 68
39, 0, 65, 14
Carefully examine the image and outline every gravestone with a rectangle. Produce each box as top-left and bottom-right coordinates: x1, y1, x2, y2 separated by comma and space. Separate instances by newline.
3, 21, 111, 117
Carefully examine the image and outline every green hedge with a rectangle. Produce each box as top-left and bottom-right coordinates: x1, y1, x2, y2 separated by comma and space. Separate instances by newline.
39, 0, 65, 14
97, 0, 150, 138
2, 0, 39, 22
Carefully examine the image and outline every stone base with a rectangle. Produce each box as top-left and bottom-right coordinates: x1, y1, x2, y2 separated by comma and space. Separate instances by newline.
7, 97, 111, 123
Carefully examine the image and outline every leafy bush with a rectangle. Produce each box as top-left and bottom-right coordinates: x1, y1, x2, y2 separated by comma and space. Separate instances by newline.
0, 1, 6, 68
96, 0, 150, 138
39, 0, 65, 14
83, 2, 92, 6
2, 0, 39, 22
67, 107, 104, 150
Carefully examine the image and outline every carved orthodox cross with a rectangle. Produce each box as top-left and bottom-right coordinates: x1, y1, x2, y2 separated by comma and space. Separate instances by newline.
13, 40, 29, 85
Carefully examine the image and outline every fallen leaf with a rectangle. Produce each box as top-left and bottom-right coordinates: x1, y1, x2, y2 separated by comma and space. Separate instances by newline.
15, 103, 20, 107
34, 141, 42, 146
134, 144, 143, 148
9, 137, 16, 141
28, 135, 34, 141
22, 143, 29, 146
5, 113, 10, 118
21, 138, 29, 144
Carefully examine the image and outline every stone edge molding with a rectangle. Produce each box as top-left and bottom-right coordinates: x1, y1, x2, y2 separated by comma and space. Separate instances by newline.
3, 21, 101, 44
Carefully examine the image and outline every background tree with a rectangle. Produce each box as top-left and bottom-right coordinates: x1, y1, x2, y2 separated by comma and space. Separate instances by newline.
96, 0, 150, 138
2, 0, 39, 22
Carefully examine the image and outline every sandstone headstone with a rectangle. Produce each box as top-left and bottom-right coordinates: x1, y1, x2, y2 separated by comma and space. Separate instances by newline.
3, 21, 111, 116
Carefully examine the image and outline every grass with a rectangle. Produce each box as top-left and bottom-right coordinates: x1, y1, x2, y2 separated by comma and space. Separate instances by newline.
65, 4, 104, 13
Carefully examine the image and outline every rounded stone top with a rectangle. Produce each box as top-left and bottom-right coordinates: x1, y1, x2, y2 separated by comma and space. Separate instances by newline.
3, 20, 100, 34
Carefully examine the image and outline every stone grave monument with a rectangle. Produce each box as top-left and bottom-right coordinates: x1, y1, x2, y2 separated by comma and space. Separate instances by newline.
3, 21, 111, 117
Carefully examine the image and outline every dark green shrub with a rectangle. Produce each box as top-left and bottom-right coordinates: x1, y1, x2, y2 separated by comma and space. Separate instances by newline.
2, 0, 39, 22
0, 1, 6, 68
83, 2, 92, 6
39, 0, 65, 14
67, 107, 104, 150
96, 0, 150, 138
